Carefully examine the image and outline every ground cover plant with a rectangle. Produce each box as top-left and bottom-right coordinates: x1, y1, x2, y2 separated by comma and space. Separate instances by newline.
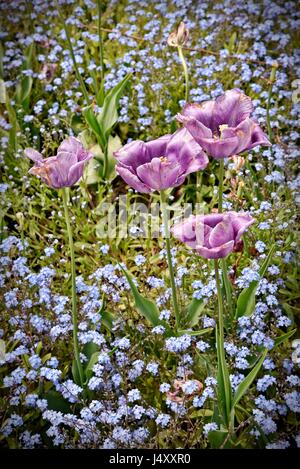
0, 0, 299, 450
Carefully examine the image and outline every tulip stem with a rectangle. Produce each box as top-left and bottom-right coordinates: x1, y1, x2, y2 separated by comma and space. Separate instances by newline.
214, 259, 224, 349
218, 159, 224, 213
218, 159, 233, 316
160, 190, 180, 329
61, 188, 84, 388
97, 0, 105, 85
266, 63, 277, 143
60, 12, 90, 106
177, 46, 189, 103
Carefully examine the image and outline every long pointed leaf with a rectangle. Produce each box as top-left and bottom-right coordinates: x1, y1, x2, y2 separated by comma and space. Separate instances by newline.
232, 349, 268, 408
235, 244, 276, 318
120, 266, 160, 326
98, 73, 131, 137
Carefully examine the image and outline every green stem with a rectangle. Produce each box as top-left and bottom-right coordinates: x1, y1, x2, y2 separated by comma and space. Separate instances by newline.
218, 159, 233, 315
160, 190, 180, 329
266, 63, 277, 143
96, 0, 105, 84
214, 260, 224, 347
61, 188, 84, 387
218, 158, 224, 213
177, 46, 189, 102
60, 13, 90, 105
102, 143, 108, 180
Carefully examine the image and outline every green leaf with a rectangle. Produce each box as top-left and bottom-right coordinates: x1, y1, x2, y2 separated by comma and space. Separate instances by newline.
98, 73, 131, 137
82, 106, 106, 151
178, 328, 213, 336
83, 342, 98, 361
0, 79, 5, 103
185, 298, 204, 327
15, 75, 33, 106
0, 339, 5, 360
273, 329, 296, 347
235, 244, 276, 318
101, 310, 115, 331
43, 390, 70, 413
216, 326, 232, 427
208, 430, 229, 449
232, 349, 268, 409
72, 358, 82, 385
190, 409, 213, 418
120, 266, 160, 326
84, 134, 121, 183
85, 351, 100, 381
96, 80, 105, 107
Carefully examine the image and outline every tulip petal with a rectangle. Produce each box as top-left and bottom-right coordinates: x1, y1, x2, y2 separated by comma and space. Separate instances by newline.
25, 148, 43, 162
116, 164, 152, 193
176, 114, 212, 139
195, 136, 240, 159
228, 212, 255, 242
145, 134, 171, 158
196, 240, 235, 259
209, 216, 234, 248
166, 128, 209, 174
137, 158, 183, 191
181, 101, 216, 131
213, 89, 254, 128
114, 140, 150, 170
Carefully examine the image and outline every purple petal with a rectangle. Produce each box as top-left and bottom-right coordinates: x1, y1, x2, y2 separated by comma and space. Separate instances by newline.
208, 216, 234, 248
25, 148, 43, 162
213, 89, 254, 128
200, 213, 224, 228
114, 140, 150, 171
136, 158, 183, 191
166, 128, 209, 174
228, 212, 255, 242
145, 134, 171, 158
181, 100, 216, 131
176, 114, 212, 139
116, 164, 152, 193
196, 240, 235, 259
195, 136, 240, 159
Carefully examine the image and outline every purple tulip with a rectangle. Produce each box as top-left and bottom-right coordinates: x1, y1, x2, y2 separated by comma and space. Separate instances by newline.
176, 89, 271, 159
114, 128, 209, 193
25, 137, 93, 188
172, 211, 255, 259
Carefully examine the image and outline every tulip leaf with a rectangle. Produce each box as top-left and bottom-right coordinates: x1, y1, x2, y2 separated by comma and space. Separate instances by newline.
16, 75, 33, 106
178, 327, 213, 336
231, 349, 268, 414
97, 73, 131, 137
120, 266, 160, 326
82, 106, 107, 151
207, 430, 230, 449
0, 79, 5, 103
72, 358, 82, 386
85, 351, 100, 381
235, 244, 276, 318
216, 326, 232, 427
43, 390, 70, 413
185, 297, 204, 327
273, 328, 296, 347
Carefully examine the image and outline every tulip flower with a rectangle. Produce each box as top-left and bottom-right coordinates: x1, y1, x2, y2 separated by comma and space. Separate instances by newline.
25, 136, 93, 388
177, 89, 271, 159
25, 137, 93, 188
172, 211, 255, 259
167, 22, 189, 47
114, 128, 208, 193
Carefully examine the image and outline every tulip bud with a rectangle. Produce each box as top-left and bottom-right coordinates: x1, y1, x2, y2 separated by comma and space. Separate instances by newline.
231, 155, 245, 171
16, 212, 25, 231
167, 22, 189, 47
